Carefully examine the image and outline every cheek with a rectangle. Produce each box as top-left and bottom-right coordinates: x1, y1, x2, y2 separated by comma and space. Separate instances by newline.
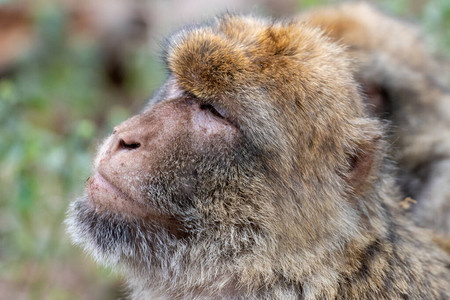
191, 107, 236, 146
192, 109, 228, 135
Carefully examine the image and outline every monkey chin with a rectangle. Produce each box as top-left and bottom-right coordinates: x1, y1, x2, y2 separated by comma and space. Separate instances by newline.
65, 173, 184, 271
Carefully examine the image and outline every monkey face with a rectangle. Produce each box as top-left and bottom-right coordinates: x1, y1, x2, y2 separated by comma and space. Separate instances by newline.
88, 87, 238, 218
67, 15, 380, 284
66, 75, 267, 270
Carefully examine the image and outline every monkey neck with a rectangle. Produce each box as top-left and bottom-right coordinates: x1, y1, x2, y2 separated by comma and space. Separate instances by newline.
123, 200, 409, 299
122, 171, 424, 299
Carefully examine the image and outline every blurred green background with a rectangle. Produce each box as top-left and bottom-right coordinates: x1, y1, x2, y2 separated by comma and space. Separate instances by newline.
0, 0, 449, 299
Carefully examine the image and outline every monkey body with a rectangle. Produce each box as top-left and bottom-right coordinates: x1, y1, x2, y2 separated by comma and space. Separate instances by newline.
67, 11, 450, 300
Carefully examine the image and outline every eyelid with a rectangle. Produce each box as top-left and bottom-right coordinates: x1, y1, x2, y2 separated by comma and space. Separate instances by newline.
193, 98, 239, 129
213, 104, 227, 119
199, 101, 228, 120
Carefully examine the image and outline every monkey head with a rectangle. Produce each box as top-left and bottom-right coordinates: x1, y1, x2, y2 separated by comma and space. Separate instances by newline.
67, 15, 385, 297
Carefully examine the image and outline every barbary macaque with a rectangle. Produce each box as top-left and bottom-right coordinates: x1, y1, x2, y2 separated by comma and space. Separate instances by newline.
301, 2, 450, 235
67, 11, 450, 300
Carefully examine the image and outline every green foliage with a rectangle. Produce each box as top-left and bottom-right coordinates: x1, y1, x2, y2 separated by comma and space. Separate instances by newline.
422, 0, 450, 51
379, 0, 450, 54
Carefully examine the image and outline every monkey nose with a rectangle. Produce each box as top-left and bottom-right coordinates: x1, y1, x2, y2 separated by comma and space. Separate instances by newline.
112, 117, 145, 151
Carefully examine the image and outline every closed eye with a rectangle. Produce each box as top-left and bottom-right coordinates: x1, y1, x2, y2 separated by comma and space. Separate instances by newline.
200, 103, 225, 119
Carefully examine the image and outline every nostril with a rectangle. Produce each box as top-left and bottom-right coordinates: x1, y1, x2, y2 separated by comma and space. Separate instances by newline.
119, 139, 141, 150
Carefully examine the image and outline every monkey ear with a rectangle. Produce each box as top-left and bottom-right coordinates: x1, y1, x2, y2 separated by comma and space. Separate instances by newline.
359, 79, 391, 118
345, 135, 381, 193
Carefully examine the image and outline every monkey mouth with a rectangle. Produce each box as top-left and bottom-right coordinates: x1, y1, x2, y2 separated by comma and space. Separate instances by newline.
86, 172, 149, 217
86, 172, 186, 235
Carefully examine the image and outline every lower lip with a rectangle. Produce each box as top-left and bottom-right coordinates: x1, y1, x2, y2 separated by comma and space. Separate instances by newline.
90, 172, 117, 193
86, 173, 185, 234
87, 172, 132, 210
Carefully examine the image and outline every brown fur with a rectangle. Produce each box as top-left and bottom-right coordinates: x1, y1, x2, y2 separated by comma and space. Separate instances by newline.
301, 2, 450, 236
67, 12, 450, 299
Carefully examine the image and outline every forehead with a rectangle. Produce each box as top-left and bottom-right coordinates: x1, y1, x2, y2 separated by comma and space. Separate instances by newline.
164, 15, 347, 103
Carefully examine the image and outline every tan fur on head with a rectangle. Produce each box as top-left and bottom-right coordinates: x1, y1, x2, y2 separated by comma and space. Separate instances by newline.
167, 16, 352, 100
166, 15, 371, 163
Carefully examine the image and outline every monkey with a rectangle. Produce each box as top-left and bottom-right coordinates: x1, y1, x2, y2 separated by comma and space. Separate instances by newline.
66, 13, 450, 299
301, 2, 450, 236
